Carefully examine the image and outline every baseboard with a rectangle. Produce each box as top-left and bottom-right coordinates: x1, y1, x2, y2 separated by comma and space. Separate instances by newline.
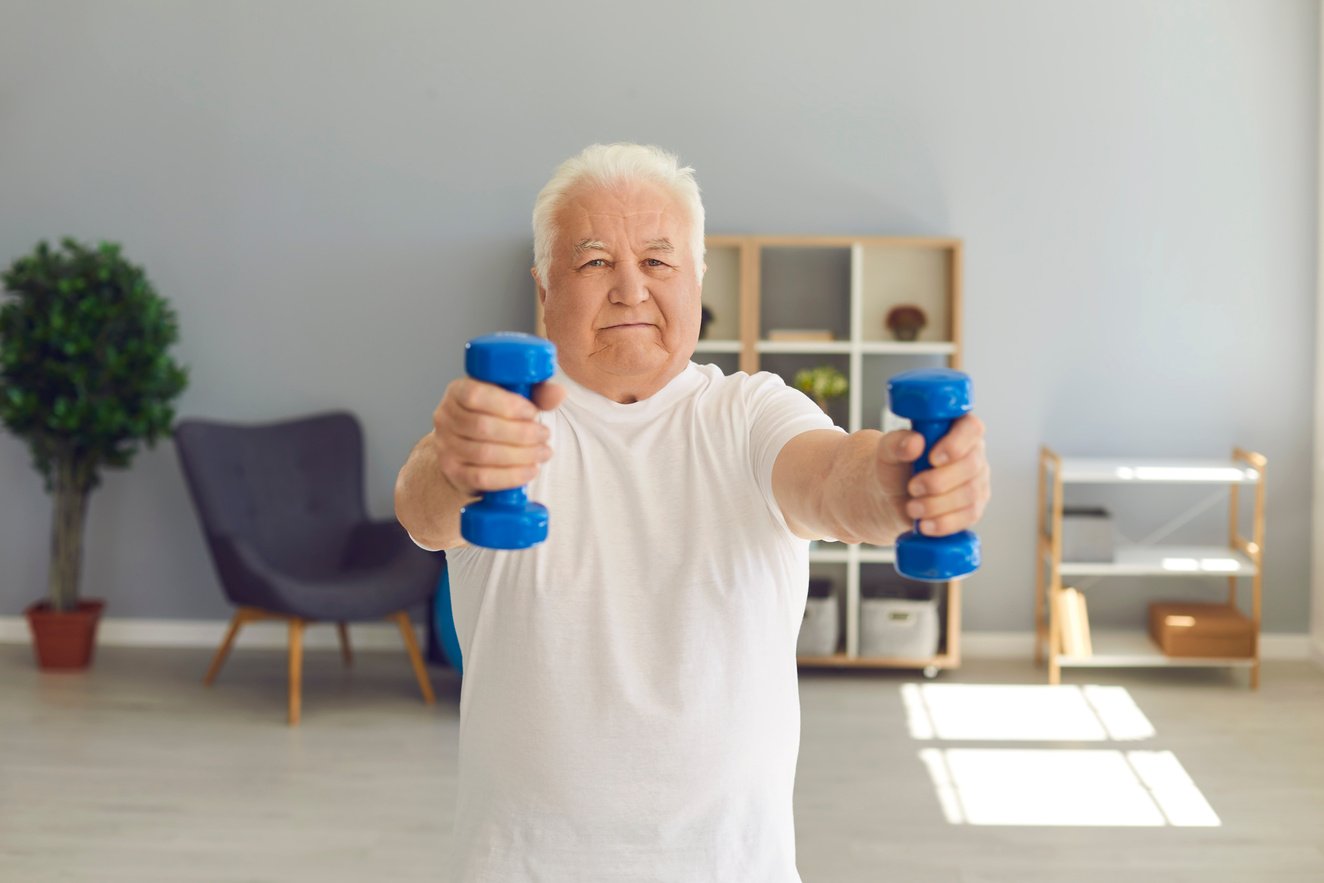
0, 615, 423, 651
960, 631, 1314, 661
0, 619, 1313, 661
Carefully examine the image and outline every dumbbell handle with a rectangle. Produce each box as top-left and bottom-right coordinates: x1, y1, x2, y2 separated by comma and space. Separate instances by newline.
480, 377, 536, 508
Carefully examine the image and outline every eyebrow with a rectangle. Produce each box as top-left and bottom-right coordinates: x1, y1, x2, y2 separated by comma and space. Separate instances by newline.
573, 239, 607, 257
573, 237, 675, 257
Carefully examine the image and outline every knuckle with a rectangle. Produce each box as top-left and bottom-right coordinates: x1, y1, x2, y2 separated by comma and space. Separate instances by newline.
455, 380, 481, 409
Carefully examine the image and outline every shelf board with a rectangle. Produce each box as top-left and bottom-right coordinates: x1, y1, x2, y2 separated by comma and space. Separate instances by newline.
1055, 458, 1261, 485
859, 544, 897, 564
1056, 631, 1255, 668
809, 544, 851, 563
858, 341, 957, 355
806, 543, 897, 564
693, 340, 742, 353
757, 340, 852, 354
798, 652, 957, 669
753, 340, 958, 356
1058, 545, 1257, 577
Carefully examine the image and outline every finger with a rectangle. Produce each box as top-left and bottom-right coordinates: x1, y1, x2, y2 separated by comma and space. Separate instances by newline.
442, 405, 550, 452
447, 436, 553, 468
909, 439, 985, 497
454, 463, 542, 493
877, 429, 925, 466
930, 413, 985, 467
450, 378, 540, 421
532, 380, 567, 412
906, 479, 983, 523
440, 395, 549, 447
915, 504, 981, 536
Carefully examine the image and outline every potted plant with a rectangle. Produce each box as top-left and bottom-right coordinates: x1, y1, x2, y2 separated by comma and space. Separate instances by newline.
792, 365, 848, 414
0, 238, 188, 669
884, 304, 928, 341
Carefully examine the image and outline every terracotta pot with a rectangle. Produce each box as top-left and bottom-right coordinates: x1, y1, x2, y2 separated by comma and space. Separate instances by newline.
25, 599, 105, 670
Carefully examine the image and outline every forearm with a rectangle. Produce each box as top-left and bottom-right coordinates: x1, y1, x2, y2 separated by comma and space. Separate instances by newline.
393, 434, 475, 550
814, 430, 912, 546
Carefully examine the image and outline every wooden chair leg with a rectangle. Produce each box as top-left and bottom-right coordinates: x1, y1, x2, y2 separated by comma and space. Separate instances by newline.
337, 622, 353, 666
392, 611, 435, 705
288, 617, 305, 725
204, 609, 250, 686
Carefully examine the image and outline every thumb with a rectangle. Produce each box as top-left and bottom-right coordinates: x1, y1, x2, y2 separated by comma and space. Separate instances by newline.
532, 379, 567, 412
877, 429, 924, 466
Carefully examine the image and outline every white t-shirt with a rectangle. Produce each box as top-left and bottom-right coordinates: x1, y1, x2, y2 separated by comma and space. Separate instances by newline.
422, 362, 838, 882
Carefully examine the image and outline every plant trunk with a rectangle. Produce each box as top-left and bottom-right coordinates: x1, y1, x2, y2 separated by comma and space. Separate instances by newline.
48, 454, 90, 613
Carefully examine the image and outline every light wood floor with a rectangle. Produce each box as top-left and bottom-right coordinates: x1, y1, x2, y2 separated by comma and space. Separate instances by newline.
2, 643, 1322, 882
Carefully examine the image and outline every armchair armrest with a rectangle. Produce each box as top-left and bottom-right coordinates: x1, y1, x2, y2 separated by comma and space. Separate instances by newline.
342, 519, 418, 570
209, 533, 299, 610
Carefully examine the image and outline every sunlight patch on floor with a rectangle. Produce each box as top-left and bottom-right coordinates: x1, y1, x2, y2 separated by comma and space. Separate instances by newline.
902, 683, 1156, 742
904, 684, 1217, 827
919, 748, 1220, 827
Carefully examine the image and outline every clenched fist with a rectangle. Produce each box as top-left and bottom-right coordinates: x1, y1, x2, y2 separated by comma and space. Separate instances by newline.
430, 377, 567, 497
880, 413, 990, 538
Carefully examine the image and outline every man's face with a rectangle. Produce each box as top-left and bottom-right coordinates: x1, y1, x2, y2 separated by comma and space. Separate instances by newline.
535, 179, 701, 403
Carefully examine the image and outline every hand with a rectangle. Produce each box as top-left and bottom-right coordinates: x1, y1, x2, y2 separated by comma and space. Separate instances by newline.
877, 414, 990, 538
429, 378, 566, 497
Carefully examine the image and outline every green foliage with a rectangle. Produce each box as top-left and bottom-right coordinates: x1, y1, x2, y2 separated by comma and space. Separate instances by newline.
792, 365, 848, 404
0, 238, 189, 495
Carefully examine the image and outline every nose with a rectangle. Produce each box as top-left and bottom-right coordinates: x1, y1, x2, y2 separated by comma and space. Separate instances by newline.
608, 261, 649, 306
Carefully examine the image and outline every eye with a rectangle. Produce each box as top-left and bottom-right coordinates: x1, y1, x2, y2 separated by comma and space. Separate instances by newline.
644, 258, 671, 268
580, 258, 609, 269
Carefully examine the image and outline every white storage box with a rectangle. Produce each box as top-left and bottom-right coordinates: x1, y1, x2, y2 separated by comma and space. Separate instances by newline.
1062, 506, 1116, 563
797, 578, 839, 657
860, 592, 939, 659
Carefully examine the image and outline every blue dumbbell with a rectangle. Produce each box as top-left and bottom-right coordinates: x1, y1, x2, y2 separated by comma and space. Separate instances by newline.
459, 333, 557, 550
887, 368, 981, 582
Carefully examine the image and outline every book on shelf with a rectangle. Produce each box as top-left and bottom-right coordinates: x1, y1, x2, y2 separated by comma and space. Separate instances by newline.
1056, 586, 1093, 657
767, 329, 835, 342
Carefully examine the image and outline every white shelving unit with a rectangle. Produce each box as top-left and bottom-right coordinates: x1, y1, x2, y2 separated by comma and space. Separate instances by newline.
1035, 446, 1268, 688
697, 235, 966, 673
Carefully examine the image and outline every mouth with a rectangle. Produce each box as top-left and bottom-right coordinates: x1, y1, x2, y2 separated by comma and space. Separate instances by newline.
601, 322, 656, 330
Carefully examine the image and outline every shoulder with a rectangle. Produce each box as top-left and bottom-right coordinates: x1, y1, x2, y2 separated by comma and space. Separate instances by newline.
689, 363, 796, 403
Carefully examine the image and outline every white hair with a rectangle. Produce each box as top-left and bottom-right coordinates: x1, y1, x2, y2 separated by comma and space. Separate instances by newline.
532, 143, 706, 286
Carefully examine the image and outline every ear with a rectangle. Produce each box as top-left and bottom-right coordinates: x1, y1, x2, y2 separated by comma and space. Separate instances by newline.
532, 267, 547, 306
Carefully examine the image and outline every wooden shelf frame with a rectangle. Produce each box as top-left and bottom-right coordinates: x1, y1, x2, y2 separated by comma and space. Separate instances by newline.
706, 235, 965, 672
1034, 446, 1268, 688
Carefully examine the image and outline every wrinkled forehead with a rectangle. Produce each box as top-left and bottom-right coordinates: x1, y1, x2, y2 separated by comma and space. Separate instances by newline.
554, 181, 691, 250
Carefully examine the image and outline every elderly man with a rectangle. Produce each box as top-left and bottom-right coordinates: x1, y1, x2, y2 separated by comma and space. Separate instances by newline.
395, 143, 990, 882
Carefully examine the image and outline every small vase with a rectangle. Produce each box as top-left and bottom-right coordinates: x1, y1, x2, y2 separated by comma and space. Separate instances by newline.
26, 598, 105, 670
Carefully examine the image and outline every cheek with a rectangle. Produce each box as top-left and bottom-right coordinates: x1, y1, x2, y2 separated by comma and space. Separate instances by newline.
544, 289, 596, 332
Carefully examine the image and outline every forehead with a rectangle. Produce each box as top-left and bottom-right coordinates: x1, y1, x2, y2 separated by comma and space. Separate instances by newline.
554, 180, 690, 245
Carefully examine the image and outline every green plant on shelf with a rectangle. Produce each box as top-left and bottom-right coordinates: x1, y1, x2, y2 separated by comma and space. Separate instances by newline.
792, 365, 847, 414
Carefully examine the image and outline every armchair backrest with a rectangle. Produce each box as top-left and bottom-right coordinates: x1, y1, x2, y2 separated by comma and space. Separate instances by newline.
174, 411, 368, 581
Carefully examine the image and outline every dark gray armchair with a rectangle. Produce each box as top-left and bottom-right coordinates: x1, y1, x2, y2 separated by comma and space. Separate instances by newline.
174, 411, 443, 724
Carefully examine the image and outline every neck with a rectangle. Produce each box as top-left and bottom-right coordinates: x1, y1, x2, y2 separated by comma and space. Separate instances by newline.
562, 362, 687, 404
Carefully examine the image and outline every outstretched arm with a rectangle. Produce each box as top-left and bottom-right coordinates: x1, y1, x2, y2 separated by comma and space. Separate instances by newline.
771, 416, 989, 544
395, 379, 565, 550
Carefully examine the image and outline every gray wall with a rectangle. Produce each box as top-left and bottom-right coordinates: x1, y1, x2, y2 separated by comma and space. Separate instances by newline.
0, 1, 1316, 634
